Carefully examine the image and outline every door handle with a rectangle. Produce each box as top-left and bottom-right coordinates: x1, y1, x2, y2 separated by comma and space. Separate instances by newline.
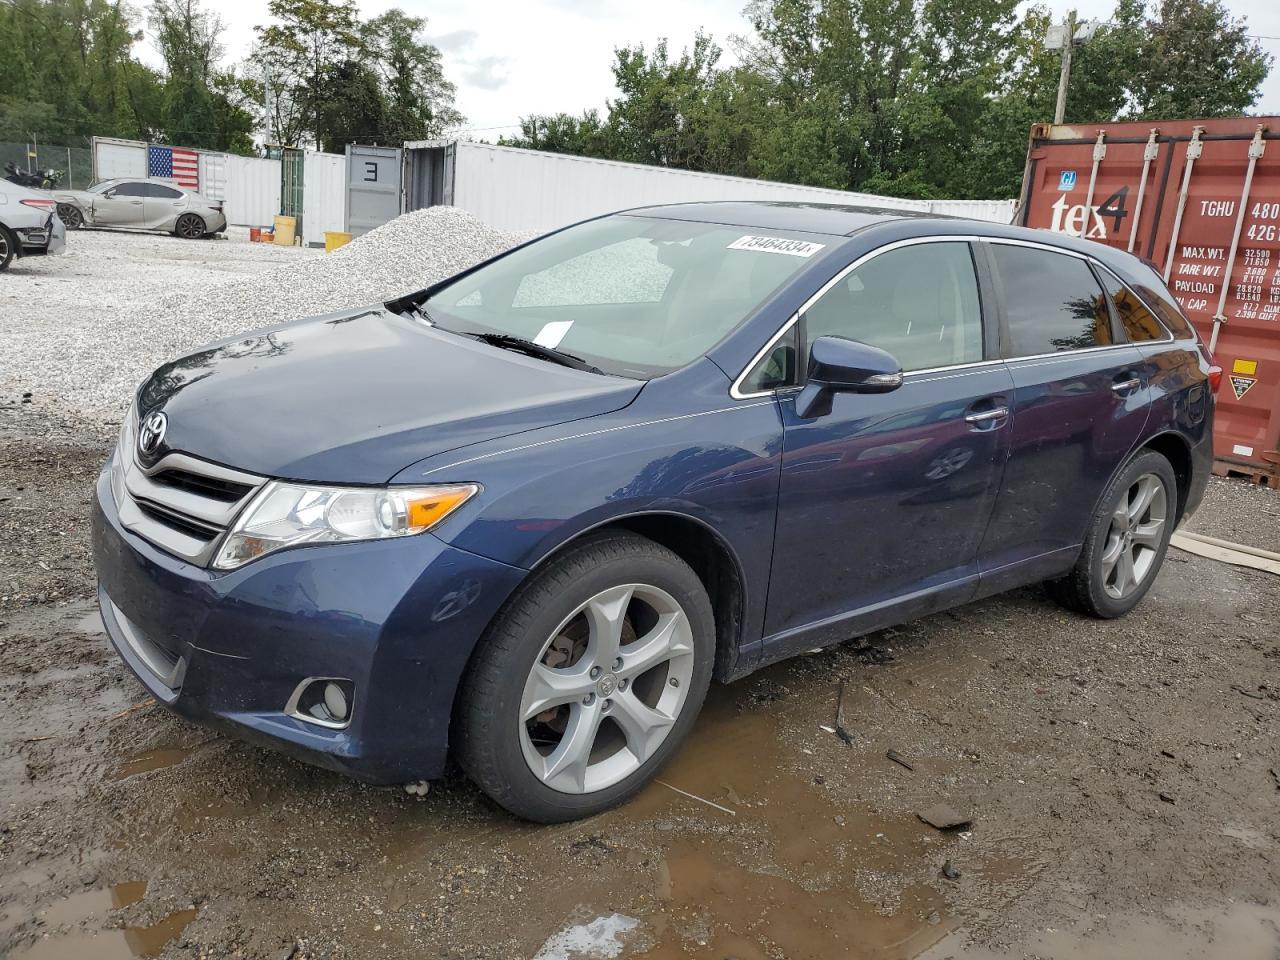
1111, 377, 1142, 394
964, 406, 1009, 424
129, 200, 142, 205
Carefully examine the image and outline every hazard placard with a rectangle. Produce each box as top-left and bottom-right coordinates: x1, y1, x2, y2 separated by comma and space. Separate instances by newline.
1229, 375, 1256, 400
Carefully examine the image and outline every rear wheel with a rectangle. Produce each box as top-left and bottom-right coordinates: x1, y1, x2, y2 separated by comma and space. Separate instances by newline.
0, 226, 14, 271
1047, 450, 1176, 618
57, 204, 83, 229
457, 532, 715, 822
175, 213, 205, 239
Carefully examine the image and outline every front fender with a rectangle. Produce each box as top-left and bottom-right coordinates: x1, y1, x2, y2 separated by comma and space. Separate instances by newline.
394, 360, 784, 657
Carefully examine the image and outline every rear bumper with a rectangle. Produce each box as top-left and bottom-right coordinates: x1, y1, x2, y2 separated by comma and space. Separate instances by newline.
16, 213, 64, 255
91, 463, 526, 783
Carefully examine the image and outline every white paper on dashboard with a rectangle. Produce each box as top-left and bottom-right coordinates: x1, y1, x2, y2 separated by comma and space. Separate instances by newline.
533, 320, 574, 348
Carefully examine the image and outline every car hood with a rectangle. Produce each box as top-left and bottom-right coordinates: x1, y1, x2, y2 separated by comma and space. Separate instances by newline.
136, 307, 643, 483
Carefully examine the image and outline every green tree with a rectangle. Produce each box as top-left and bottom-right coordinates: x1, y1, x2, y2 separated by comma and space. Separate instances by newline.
256, 0, 362, 149
362, 10, 462, 142
1130, 0, 1271, 118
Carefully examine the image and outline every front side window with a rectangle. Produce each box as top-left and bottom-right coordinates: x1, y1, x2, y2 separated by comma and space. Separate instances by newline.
111, 182, 148, 197
802, 241, 984, 372
992, 245, 1114, 356
425, 216, 825, 379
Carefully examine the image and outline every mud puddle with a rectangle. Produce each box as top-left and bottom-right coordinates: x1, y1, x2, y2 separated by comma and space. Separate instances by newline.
9, 881, 197, 960
922, 900, 1280, 959
110, 747, 194, 781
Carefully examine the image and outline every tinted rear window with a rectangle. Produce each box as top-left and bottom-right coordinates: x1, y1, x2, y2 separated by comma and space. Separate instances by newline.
1130, 263, 1196, 340
992, 245, 1113, 356
1096, 270, 1169, 342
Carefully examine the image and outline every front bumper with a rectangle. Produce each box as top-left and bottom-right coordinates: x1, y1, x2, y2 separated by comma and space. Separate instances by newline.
92, 464, 526, 783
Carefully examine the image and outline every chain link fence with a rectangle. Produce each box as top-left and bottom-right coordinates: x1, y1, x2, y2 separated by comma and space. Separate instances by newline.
0, 140, 94, 190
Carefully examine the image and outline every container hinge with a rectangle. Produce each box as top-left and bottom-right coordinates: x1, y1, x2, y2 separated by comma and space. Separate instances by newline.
1143, 129, 1160, 161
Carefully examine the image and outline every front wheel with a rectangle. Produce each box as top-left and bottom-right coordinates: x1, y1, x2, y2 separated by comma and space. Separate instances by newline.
457, 532, 715, 822
174, 213, 206, 239
1048, 450, 1177, 618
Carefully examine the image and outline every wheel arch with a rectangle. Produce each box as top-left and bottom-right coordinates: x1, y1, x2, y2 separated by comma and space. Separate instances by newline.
526, 510, 749, 682
1139, 431, 1194, 524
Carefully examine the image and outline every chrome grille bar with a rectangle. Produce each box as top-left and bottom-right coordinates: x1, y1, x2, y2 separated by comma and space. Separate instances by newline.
110, 411, 267, 566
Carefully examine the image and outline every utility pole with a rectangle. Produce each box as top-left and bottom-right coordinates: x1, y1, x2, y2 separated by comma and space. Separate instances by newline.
1054, 9, 1077, 125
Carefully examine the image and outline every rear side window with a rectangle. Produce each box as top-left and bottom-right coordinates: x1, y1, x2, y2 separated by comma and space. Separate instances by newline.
1096, 271, 1169, 342
992, 245, 1113, 355
145, 183, 183, 199
1131, 264, 1196, 340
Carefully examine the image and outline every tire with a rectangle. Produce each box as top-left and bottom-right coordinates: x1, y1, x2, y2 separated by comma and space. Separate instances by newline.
175, 213, 206, 239
457, 532, 715, 822
1047, 450, 1177, 618
57, 204, 83, 229
0, 226, 14, 271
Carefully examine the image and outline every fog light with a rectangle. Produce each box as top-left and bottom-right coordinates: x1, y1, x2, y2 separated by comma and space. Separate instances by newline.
323, 682, 349, 722
285, 677, 355, 729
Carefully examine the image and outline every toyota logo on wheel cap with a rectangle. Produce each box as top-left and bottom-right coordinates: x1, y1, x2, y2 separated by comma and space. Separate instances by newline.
138, 411, 168, 456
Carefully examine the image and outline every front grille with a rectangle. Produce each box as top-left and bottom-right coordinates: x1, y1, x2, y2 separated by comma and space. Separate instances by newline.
110, 412, 266, 566
151, 468, 254, 503
136, 502, 221, 542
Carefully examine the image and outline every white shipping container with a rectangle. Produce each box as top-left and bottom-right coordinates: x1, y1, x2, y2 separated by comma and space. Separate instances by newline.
403, 141, 1015, 234
91, 136, 147, 183
198, 152, 228, 201
301, 151, 346, 246
223, 155, 281, 227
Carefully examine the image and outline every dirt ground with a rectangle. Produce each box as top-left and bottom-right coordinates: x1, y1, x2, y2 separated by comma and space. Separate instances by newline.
0, 392, 1277, 960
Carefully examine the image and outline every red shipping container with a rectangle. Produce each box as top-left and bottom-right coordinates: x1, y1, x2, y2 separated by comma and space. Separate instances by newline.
1019, 117, 1280, 485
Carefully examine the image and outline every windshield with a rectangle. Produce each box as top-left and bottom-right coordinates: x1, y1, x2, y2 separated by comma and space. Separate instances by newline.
423, 215, 829, 378
88, 180, 117, 194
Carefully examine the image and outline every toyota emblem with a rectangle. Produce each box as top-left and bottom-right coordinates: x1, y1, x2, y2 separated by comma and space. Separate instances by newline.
138, 411, 168, 456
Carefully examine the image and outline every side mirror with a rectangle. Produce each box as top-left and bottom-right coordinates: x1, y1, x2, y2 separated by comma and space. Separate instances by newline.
102, 189, 115, 198
795, 335, 903, 418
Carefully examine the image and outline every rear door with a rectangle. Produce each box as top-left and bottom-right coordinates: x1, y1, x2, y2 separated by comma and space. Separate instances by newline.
142, 182, 186, 230
762, 239, 1015, 658
91, 180, 145, 228
975, 240, 1150, 592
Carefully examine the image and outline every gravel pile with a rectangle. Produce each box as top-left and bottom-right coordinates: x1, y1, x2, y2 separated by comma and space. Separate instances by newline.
4, 207, 523, 419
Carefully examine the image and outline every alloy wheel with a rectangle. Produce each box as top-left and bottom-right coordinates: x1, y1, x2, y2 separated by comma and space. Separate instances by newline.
176, 214, 204, 239
1101, 473, 1167, 600
519, 583, 695, 794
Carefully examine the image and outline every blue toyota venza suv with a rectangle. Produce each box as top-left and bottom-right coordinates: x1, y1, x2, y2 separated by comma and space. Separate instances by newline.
94, 201, 1216, 821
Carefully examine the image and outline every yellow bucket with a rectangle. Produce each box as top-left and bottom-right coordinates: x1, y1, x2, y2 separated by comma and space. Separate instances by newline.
272, 215, 296, 246
324, 231, 353, 253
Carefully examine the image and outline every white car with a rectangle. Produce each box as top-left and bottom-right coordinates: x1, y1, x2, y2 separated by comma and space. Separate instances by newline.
52, 178, 227, 239
0, 179, 66, 271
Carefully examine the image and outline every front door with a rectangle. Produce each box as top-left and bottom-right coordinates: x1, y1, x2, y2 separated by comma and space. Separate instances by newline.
975, 241, 1151, 592
762, 239, 1014, 661
91, 181, 145, 228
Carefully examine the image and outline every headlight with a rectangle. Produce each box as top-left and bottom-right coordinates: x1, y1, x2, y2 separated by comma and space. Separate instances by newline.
212, 482, 479, 571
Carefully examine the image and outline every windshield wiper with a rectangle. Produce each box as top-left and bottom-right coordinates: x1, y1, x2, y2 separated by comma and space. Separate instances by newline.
464, 332, 606, 375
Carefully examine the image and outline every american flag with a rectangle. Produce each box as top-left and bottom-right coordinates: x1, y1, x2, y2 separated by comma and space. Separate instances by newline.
147, 145, 200, 190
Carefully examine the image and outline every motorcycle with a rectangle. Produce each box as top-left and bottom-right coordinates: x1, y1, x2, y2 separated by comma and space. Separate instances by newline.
4, 162, 63, 189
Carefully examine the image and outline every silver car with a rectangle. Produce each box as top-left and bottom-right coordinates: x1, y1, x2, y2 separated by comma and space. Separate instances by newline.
52, 178, 227, 239
0, 179, 67, 271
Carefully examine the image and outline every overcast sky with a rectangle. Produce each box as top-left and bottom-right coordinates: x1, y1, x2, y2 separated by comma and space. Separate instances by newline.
179, 0, 1280, 138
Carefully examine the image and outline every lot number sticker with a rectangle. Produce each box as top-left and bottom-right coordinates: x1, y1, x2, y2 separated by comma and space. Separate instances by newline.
728, 235, 826, 258
1230, 375, 1257, 400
